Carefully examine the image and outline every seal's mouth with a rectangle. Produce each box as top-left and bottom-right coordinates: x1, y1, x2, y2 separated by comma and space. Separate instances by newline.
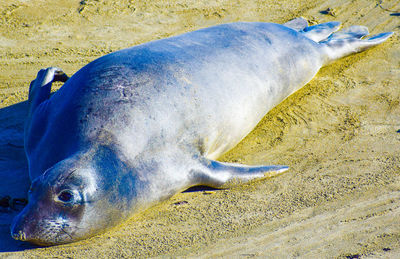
10, 207, 74, 246
11, 220, 73, 246
11, 229, 56, 246
10, 208, 29, 242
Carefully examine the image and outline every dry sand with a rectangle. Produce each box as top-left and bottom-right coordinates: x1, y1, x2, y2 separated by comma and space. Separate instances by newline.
0, 0, 399, 258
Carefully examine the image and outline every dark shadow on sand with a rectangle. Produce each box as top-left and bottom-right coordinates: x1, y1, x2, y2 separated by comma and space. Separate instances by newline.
0, 101, 37, 252
183, 185, 221, 193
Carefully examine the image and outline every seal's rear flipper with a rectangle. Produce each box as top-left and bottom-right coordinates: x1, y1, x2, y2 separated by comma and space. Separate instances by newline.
302, 21, 341, 42
283, 17, 308, 31
193, 158, 288, 187
28, 67, 69, 111
25, 67, 69, 144
320, 27, 393, 64
327, 25, 369, 40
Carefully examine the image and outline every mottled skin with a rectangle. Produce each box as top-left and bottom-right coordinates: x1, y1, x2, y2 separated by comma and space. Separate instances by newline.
10, 21, 392, 245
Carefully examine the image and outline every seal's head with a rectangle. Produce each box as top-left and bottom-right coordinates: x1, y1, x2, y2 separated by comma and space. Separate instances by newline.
10, 158, 98, 245
10, 149, 132, 245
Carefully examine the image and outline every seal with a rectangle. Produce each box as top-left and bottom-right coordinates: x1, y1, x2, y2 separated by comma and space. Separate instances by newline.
10, 18, 392, 245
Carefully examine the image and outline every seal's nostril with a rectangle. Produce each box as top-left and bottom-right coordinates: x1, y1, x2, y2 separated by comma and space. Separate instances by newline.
12, 230, 26, 241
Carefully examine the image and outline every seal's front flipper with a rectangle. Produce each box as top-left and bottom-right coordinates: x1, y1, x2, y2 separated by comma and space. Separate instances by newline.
193, 158, 288, 187
320, 27, 393, 64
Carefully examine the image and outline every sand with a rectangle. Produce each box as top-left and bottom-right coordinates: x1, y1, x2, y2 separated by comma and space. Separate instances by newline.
0, 0, 399, 258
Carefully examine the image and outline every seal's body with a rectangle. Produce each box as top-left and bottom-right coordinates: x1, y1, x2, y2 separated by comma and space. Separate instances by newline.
11, 19, 392, 245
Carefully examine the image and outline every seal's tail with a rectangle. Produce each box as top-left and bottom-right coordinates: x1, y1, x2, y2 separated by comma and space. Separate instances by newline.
318, 26, 393, 64
284, 18, 393, 64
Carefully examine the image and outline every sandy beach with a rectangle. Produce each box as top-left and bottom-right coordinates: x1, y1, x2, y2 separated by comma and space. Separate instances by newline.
0, 0, 399, 257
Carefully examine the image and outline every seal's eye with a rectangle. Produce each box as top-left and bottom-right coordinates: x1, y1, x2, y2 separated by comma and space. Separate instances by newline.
57, 190, 74, 203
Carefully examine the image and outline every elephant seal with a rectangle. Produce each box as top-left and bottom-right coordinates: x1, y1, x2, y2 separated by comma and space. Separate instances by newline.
10, 18, 392, 245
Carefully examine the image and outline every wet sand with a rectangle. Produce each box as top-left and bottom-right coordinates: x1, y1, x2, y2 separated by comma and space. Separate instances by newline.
0, 0, 399, 257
